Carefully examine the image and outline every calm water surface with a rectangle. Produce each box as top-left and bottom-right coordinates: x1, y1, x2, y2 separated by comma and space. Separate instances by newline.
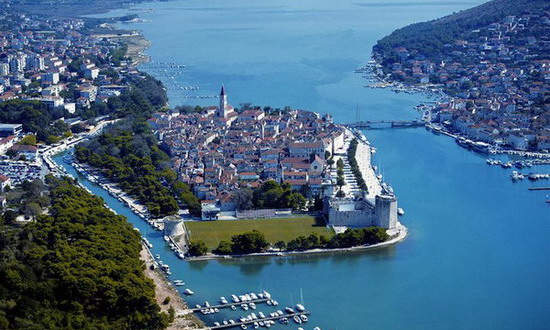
80, 1, 550, 329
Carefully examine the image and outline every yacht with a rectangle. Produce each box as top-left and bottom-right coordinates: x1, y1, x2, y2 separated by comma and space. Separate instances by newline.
183, 289, 194, 295
285, 307, 295, 314
240, 325, 247, 329
293, 316, 302, 324
220, 297, 228, 304
296, 304, 305, 312
300, 315, 308, 322
230, 305, 237, 311
397, 207, 405, 216
249, 302, 256, 310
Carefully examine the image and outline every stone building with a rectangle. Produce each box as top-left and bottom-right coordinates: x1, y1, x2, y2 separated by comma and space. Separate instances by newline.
325, 192, 397, 229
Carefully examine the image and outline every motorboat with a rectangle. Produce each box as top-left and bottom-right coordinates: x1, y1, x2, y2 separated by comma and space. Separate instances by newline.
183, 289, 194, 295
293, 316, 302, 324
296, 304, 305, 312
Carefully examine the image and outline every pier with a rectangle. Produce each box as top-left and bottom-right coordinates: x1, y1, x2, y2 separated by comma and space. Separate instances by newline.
209, 311, 311, 329
347, 120, 425, 129
191, 298, 269, 312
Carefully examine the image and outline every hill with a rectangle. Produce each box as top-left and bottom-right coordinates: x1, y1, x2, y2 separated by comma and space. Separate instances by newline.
374, 0, 549, 59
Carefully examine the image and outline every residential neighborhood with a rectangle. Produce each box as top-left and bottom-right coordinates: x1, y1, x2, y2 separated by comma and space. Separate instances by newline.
375, 12, 549, 151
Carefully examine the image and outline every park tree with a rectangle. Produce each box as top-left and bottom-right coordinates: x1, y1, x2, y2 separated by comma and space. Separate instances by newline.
230, 230, 269, 254
188, 240, 208, 256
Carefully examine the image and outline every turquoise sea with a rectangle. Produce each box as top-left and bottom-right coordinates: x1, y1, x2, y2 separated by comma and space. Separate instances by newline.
79, 1, 550, 329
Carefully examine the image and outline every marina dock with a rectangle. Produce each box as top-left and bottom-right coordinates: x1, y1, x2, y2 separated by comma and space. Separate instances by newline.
209, 311, 311, 329
191, 298, 269, 312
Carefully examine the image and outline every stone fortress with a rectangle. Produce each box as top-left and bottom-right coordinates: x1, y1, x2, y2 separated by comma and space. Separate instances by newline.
325, 191, 398, 230
324, 128, 400, 231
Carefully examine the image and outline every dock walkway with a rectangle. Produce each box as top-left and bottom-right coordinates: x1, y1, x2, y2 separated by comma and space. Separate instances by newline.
191, 298, 269, 312
209, 311, 311, 329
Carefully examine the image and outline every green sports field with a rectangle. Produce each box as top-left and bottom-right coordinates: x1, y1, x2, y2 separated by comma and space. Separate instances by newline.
185, 216, 334, 250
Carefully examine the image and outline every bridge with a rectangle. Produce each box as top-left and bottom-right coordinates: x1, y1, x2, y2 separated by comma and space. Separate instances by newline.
347, 120, 425, 129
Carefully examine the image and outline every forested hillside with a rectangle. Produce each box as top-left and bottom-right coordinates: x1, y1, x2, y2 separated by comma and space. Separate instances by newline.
374, 0, 549, 58
0, 176, 170, 329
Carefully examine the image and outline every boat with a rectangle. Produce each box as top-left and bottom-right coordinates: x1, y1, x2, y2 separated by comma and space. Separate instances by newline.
296, 304, 305, 312
397, 207, 405, 216
285, 307, 295, 314
220, 297, 228, 304
300, 315, 308, 322
155, 254, 160, 259
240, 325, 247, 329
183, 289, 194, 295
249, 302, 256, 309
163, 236, 170, 242
293, 316, 302, 324
230, 305, 237, 311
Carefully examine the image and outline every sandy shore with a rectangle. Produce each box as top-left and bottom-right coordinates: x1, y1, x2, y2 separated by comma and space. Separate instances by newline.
93, 30, 151, 66
140, 245, 207, 330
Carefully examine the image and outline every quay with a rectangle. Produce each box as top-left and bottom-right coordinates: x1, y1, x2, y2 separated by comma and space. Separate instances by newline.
347, 119, 425, 129
191, 298, 269, 312
209, 311, 311, 329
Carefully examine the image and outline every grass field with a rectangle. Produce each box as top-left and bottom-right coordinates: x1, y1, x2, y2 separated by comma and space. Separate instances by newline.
185, 216, 334, 250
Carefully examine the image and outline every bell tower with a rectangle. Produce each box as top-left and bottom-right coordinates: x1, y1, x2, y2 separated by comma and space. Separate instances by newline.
219, 85, 228, 118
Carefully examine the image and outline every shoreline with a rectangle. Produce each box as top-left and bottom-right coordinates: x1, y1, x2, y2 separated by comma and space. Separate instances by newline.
187, 222, 408, 261
92, 29, 151, 66
140, 244, 207, 330
367, 54, 550, 158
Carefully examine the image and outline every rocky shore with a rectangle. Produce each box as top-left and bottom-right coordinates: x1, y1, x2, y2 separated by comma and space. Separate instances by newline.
141, 246, 206, 330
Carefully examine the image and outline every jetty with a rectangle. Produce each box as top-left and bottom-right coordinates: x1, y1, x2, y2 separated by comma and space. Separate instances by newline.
347, 120, 425, 129
191, 298, 269, 312
209, 311, 311, 329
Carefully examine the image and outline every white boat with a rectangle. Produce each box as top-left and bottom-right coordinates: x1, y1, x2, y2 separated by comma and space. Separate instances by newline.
296, 304, 305, 312
397, 207, 405, 216
230, 305, 237, 311
240, 325, 247, 329
300, 314, 308, 322
184, 289, 194, 295
163, 236, 170, 242
293, 316, 302, 324
220, 297, 228, 304
249, 302, 256, 309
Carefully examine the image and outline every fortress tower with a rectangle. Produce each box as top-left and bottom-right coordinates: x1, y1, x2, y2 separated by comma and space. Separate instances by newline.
163, 215, 184, 237
374, 194, 398, 229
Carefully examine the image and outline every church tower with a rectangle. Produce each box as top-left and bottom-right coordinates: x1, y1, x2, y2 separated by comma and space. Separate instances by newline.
218, 85, 228, 118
